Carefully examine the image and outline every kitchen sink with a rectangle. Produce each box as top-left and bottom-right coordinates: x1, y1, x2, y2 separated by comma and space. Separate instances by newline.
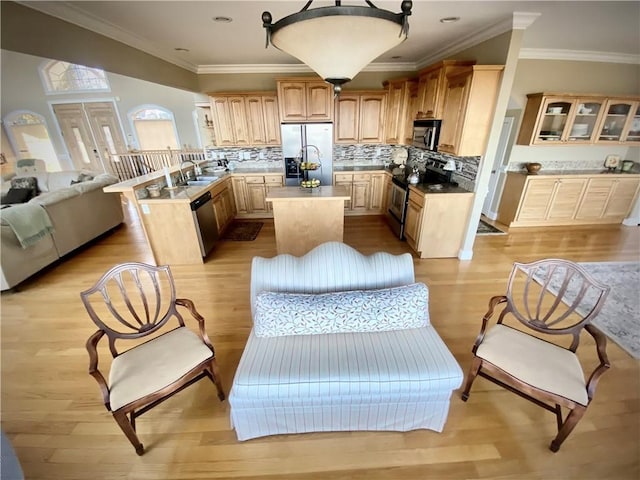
185, 176, 219, 186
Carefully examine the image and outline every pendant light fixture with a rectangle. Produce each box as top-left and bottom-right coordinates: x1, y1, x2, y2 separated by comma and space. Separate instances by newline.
262, 1, 413, 94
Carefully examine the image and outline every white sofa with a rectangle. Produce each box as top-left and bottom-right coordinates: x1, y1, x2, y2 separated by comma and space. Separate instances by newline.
229, 242, 463, 441
1, 169, 123, 290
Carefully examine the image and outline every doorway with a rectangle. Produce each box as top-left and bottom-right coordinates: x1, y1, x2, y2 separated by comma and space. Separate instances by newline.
52, 101, 127, 173
482, 117, 514, 219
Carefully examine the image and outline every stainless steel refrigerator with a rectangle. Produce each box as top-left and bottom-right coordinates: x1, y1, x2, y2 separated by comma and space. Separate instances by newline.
281, 123, 333, 186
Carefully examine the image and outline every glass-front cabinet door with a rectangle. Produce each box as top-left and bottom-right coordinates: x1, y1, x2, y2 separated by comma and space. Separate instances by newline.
565, 98, 604, 143
596, 100, 635, 143
534, 98, 573, 144
622, 103, 640, 144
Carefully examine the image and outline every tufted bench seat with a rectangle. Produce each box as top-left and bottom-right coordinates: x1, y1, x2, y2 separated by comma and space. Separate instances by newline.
229, 242, 463, 441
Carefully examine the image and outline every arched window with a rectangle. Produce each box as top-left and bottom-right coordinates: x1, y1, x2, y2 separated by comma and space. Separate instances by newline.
40, 60, 110, 93
3, 111, 60, 171
129, 105, 180, 150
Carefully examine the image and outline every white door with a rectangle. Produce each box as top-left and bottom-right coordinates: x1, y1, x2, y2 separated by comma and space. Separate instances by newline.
53, 101, 126, 173
482, 117, 514, 218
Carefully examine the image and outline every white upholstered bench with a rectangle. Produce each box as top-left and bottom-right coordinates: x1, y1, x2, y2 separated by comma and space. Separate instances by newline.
229, 242, 462, 441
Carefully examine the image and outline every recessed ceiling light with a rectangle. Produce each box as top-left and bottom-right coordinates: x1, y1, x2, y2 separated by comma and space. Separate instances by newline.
440, 16, 461, 23
213, 16, 233, 23
174, 47, 190, 52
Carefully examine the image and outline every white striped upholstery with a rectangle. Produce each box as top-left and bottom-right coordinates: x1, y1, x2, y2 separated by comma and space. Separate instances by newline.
250, 242, 415, 317
230, 242, 462, 441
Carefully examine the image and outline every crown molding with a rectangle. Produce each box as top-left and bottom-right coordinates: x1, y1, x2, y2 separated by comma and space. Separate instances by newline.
512, 12, 541, 30
519, 48, 640, 65
416, 15, 515, 69
197, 62, 417, 75
16, 1, 199, 73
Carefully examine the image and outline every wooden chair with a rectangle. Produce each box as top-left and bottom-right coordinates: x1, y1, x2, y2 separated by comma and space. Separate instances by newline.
81, 262, 225, 455
461, 258, 610, 452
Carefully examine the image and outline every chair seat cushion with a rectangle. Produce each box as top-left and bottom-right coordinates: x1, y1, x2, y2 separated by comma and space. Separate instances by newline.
476, 324, 588, 405
109, 327, 213, 411
231, 326, 463, 401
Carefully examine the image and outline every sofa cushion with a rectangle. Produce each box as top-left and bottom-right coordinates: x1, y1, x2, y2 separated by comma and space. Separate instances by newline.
1, 188, 34, 205
70, 172, 94, 185
10, 177, 38, 196
254, 282, 430, 337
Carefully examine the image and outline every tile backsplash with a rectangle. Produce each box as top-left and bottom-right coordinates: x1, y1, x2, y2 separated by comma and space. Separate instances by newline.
407, 147, 480, 192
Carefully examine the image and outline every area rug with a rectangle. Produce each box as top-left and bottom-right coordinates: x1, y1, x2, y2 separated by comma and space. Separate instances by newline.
538, 261, 640, 359
221, 221, 263, 241
477, 219, 506, 235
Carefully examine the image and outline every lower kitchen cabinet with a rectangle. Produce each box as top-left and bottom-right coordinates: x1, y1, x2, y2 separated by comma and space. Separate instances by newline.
233, 173, 284, 218
406, 188, 474, 258
498, 172, 640, 227
332, 171, 388, 215
211, 178, 236, 233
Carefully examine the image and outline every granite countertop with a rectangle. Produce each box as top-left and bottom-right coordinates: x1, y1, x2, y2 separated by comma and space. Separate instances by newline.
333, 165, 387, 172
410, 183, 471, 194
230, 167, 285, 174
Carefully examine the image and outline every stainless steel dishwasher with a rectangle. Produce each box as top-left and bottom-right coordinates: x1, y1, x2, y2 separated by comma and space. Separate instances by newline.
190, 191, 218, 257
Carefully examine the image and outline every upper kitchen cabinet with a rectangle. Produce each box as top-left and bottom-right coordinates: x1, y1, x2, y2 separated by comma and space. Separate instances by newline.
209, 92, 280, 147
335, 91, 386, 144
277, 78, 334, 122
383, 78, 415, 144
438, 65, 504, 157
596, 99, 640, 144
517, 93, 640, 146
416, 60, 476, 119
517, 93, 606, 145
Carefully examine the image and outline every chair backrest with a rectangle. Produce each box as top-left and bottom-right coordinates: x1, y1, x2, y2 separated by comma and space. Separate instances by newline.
80, 262, 184, 356
500, 258, 610, 351
250, 241, 415, 318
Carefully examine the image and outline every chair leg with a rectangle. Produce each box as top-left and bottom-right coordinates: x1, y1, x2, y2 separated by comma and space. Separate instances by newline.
113, 411, 145, 455
207, 357, 225, 401
461, 356, 483, 402
549, 405, 587, 453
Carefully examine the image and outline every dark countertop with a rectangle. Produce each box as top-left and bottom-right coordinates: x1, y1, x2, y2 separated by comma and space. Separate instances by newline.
410, 183, 471, 194
333, 165, 387, 172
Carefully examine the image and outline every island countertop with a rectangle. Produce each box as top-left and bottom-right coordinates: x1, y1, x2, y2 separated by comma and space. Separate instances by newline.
266, 185, 350, 201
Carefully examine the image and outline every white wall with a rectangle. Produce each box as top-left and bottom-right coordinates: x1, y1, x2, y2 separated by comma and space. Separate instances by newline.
1, 49, 203, 170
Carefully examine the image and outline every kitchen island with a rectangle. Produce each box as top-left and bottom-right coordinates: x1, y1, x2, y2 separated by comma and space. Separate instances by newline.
266, 186, 350, 256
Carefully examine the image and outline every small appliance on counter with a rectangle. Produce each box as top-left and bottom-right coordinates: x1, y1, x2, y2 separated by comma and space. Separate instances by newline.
621, 160, 635, 172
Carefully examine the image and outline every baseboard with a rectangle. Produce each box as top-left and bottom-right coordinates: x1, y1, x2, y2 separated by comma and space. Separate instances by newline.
483, 210, 499, 221
622, 217, 640, 226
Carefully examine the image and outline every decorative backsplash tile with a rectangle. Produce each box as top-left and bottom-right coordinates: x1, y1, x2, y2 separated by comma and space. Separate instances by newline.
507, 158, 611, 172
407, 147, 480, 190
333, 144, 393, 166
205, 146, 284, 169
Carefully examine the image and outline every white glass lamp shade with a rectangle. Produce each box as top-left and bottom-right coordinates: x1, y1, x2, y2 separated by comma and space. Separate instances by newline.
443, 159, 457, 171
271, 15, 407, 83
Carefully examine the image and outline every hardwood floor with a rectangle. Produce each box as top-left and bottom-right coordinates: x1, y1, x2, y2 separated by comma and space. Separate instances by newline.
2, 204, 639, 480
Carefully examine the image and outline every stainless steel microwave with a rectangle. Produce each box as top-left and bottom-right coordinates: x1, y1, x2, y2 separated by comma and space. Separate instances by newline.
412, 119, 441, 151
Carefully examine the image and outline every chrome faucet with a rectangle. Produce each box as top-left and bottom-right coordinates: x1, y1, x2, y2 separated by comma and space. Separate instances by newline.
178, 159, 200, 183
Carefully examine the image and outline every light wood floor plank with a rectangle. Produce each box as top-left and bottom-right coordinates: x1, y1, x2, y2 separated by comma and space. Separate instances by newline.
1, 208, 638, 479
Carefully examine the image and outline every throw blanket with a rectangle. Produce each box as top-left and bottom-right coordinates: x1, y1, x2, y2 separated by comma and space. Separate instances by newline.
0, 203, 54, 248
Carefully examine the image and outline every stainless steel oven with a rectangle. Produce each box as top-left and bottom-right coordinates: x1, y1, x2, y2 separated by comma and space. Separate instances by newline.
386, 177, 410, 239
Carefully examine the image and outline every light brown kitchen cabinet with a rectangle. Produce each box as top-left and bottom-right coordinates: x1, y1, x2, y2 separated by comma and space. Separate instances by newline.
596, 99, 640, 144
517, 93, 640, 146
211, 178, 236, 234
332, 171, 387, 214
210, 96, 248, 146
403, 82, 420, 145
334, 91, 386, 144
233, 173, 284, 218
383, 78, 413, 144
438, 65, 504, 156
517, 94, 606, 145
209, 92, 280, 147
416, 60, 476, 119
277, 78, 333, 122
406, 188, 474, 258
498, 172, 640, 227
